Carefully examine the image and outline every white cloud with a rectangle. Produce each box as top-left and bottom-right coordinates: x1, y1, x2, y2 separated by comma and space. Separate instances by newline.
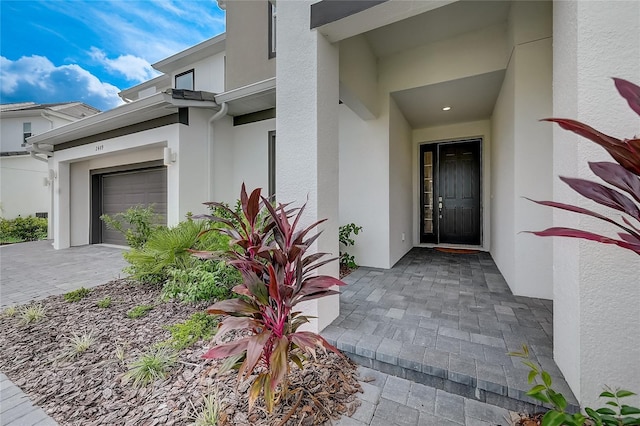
89, 47, 160, 82
0, 55, 123, 111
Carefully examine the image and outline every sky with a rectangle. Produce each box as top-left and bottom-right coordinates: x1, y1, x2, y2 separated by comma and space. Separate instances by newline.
0, 0, 226, 111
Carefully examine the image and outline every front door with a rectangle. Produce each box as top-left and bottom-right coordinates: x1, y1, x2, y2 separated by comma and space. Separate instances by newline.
420, 140, 481, 245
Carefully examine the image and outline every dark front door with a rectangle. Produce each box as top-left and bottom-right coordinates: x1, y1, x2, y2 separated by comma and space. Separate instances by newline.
420, 140, 481, 245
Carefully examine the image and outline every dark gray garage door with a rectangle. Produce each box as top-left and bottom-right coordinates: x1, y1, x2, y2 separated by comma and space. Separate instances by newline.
99, 167, 167, 246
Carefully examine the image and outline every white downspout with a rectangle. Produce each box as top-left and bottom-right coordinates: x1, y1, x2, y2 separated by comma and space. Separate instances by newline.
207, 102, 228, 201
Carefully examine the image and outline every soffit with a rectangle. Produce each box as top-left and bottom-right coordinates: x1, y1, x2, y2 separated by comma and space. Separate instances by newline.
391, 70, 506, 128
363, 0, 510, 58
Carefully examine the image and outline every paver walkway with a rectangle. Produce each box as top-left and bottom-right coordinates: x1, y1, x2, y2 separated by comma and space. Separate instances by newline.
322, 248, 578, 415
0, 240, 127, 308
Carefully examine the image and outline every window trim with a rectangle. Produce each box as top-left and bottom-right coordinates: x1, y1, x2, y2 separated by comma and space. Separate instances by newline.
175, 69, 195, 90
268, 1, 276, 59
23, 122, 32, 145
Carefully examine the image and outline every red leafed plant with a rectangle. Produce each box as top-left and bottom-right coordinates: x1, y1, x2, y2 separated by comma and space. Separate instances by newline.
527, 78, 640, 255
192, 184, 345, 412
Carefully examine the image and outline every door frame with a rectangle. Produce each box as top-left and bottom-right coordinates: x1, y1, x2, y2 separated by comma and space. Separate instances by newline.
418, 138, 483, 245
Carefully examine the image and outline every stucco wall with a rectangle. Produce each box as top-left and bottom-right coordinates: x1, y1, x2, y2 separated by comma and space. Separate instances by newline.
225, 0, 275, 91
338, 103, 391, 268
170, 52, 225, 93
553, 0, 640, 408
413, 120, 492, 251
0, 156, 49, 219
490, 1, 553, 300
379, 23, 508, 94
388, 98, 413, 266
339, 35, 379, 119
1, 115, 69, 152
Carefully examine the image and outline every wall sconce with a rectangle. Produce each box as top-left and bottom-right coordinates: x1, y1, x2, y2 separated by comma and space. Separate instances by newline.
163, 147, 176, 166
48, 169, 57, 180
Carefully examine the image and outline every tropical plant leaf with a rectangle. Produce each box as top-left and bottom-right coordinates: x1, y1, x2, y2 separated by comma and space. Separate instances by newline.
544, 118, 640, 175
614, 77, 640, 116
530, 227, 640, 254
239, 331, 272, 381
559, 177, 640, 221
525, 198, 640, 239
269, 336, 289, 391
589, 161, 640, 203
202, 337, 250, 359
207, 298, 260, 316
541, 410, 565, 426
616, 390, 637, 398
215, 316, 258, 343
249, 373, 267, 412
620, 405, 640, 415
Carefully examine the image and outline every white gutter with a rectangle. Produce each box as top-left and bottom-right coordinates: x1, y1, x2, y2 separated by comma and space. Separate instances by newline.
28, 142, 53, 163
207, 102, 228, 200
41, 112, 55, 130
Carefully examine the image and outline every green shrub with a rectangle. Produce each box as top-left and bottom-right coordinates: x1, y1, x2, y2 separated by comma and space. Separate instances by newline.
0, 216, 47, 242
64, 287, 91, 303
124, 218, 230, 284
161, 260, 240, 302
126, 305, 153, 319
163, 312, 219, 350
339, 223, 363, 269
96, 297, 112, 308
101, 205, 162, 249
125, 347, 176, 387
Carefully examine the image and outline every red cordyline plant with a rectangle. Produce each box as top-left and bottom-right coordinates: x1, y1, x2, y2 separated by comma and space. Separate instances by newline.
527, 78, 640, 255
192, 184, 345, 412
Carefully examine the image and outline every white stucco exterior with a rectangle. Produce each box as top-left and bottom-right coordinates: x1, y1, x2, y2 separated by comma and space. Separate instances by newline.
552, 0, 640, 408
0, 155, 49, 219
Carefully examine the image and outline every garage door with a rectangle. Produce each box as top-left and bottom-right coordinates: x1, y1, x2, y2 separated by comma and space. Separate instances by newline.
99, 167, 167, 246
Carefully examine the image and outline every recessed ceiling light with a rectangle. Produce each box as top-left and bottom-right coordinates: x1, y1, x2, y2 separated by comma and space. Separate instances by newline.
442, 106, 451, 111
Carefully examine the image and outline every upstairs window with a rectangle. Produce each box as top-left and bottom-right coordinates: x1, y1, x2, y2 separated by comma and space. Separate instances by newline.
22, 122, 32, 145
175, 69, 194, 90
268, 1, 276, 58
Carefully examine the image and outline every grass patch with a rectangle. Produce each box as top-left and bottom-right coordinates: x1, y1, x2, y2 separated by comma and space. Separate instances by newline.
3, 306, 17, 317
190, 390, 222, 426
64, 287, 91, 303
96, 297, 112, 308
163, 312, 218, 350
61, 332, 96, 360
126, 305, 153, 319
18, 304, 45, 325
125, 347, 176, 387
0, 235, 24, 244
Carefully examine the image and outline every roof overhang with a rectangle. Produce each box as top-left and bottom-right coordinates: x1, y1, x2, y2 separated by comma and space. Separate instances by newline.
28, 91, 219, 146
215, 77, 276, 116
153, 33, 226, 74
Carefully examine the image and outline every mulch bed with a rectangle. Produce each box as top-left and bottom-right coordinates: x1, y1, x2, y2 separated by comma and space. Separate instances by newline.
0, 279, 361, 425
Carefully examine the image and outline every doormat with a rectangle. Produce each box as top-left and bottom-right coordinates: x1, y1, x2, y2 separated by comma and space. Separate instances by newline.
435, 247, 480, 254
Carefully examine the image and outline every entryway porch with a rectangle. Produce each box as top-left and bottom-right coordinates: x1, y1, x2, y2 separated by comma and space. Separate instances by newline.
321, 248, 577, 414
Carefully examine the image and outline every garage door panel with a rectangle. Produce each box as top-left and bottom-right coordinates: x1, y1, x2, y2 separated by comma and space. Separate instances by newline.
99, 167, 167, 246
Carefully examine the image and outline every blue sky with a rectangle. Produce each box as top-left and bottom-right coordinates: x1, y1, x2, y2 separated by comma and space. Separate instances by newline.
1, 0, 226, 111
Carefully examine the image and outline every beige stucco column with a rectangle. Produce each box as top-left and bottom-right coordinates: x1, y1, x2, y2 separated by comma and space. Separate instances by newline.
552, 0, 640, 408
276, 0, 340, 332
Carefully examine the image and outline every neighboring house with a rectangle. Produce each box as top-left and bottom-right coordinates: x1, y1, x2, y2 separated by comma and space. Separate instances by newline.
0, 102, 99, 222
29, 0, 639, 409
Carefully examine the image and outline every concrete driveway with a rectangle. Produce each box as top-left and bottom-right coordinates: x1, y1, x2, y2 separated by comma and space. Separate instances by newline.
0, 240, 127, 308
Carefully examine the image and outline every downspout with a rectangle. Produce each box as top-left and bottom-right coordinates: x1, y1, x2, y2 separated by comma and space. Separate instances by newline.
207, 102, 228, 201
28, 143, 53, 163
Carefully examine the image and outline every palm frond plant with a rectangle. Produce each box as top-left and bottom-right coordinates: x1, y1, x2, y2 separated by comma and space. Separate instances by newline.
193, 184, 346, 413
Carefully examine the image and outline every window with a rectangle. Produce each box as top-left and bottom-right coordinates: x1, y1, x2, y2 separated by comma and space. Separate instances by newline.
22, 122, 32, 145
175, 69, 194, 90
268, 1, 276, 58
268, 131, 276, 199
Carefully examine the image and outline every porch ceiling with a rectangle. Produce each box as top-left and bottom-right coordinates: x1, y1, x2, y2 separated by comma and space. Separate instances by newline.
363, 1, 511, 58
391, 70, 505, 128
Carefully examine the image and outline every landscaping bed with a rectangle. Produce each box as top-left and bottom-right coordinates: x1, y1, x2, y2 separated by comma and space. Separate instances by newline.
0, 279, 361, 425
